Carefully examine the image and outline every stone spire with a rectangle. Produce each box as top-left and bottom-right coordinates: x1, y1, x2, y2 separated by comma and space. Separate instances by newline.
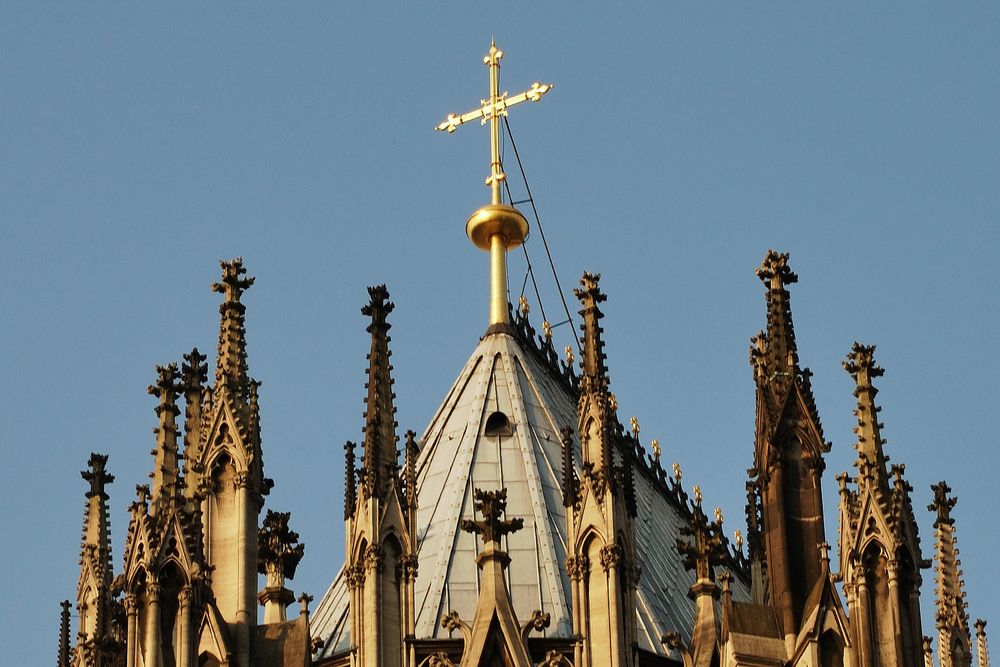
257, 510, 305, 624
754, 250, 799, 396
930, 481, 973, 667
180, 347, 208, 499
77, 453, 114, 653
80, 453, 114, 578
575, 272, 610, 391
147, 363, 182, 514
843, 343, 889, 490
976, 620, 990, 667
748, 250, 831, 644
360, 285, 399, 499
211, 257, 254, 397
58, 600, 71, 667
575, 272, 613, 479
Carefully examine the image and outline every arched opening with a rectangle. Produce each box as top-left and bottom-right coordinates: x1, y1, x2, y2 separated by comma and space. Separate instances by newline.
80, 585, 96, 638
380, 535, 404, 667
583, 534, 611, 666
896, 547, 920, 667
863, 543, 894, 667
206, 449, 239, 617
198, 652, 222, 667
781, 435, 807, 618
820, 630, 845, 667
132, 570, 149, 662
484, 411, 513, 437
159, 563, 185, 667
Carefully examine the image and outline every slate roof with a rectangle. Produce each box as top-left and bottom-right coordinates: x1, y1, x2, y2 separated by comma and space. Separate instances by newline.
311, 326, 750, 660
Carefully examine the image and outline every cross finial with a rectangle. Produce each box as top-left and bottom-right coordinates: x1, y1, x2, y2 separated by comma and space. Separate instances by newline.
436, 41, 553, 327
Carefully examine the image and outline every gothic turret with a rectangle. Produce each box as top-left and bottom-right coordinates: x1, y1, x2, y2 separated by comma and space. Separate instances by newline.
75, 453, 116, 667
929, 482, 973, 667
565, 272, 639, 667
344, 285, 417, 667
838, 343, 925, 667
748, 250, 831, 647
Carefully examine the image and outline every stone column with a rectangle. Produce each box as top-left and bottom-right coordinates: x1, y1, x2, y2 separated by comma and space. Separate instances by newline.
125, 594, 138, 667
603, 543, 623, 667
144, 582, 161, 667
178, 586, 193, 667
234, 475, 251, 667
857, 572, 873, 667
888, 559, 906, 663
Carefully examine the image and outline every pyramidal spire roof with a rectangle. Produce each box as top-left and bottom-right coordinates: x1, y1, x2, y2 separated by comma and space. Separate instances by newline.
312, 304, 751, 660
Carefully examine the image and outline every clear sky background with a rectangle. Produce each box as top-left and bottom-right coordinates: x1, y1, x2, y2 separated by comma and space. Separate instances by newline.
2, 3, 997, 663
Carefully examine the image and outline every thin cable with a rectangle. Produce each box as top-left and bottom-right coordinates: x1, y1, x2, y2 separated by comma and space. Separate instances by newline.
502, 163, 547, 325
503, 115, 581, 351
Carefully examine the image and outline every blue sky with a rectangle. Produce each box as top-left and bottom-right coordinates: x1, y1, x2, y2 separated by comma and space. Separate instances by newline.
2, 3, 997, 662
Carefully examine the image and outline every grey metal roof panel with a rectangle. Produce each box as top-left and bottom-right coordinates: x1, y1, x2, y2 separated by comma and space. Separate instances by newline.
312, 330, 746, 660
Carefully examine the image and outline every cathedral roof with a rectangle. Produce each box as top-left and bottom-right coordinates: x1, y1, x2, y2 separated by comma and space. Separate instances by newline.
311, 319, 751, 660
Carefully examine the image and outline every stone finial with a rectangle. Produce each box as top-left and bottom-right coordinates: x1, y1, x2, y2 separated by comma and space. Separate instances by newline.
672, 462, 682, 483
460, 488, 523, 547
211, 256, 254, 304
258, 510, 305, 586
677, 488, 726, 582
924, 637, 935, 667
298, 592, 313, 617
82, 453, 114, 501
629, 416, 640, 438
755, 249, 798, 289
930, 481, 958, 527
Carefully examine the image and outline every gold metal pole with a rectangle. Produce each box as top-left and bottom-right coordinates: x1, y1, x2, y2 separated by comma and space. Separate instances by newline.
435, 41, 552, 328
490, 233, 508, 325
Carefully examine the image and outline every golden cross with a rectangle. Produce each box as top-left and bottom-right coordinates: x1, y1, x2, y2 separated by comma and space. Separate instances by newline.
435, 39, 553, 206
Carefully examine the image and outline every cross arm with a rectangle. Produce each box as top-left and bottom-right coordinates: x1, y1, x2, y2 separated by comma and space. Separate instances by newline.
435, 82, 554, 133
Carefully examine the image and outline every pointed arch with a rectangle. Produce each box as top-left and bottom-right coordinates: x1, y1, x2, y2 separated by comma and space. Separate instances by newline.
158, 562, 186, 667
820, 629, 845, 667
862, 542, 894, 667
380, 533, 405, 667
205, 451, 239, 617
